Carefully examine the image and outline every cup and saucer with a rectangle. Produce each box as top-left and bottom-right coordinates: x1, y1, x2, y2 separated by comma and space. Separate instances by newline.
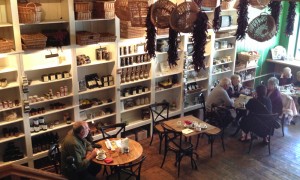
96, 149, 106, 161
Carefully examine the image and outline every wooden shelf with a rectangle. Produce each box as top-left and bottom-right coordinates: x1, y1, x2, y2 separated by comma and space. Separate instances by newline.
156, 84, 181, 93
28, 106, 74, 119
120, 92, 151, 100
19, 20, 69, 26
77, 60, 115, 68
31, 123, 73, 137
0, 157, 28, 167
121, 78, 150, 86
29, 77, 72, 87
85, 113, 116, 124
184, 104, 203, 113
186, 77, 208, 84
0, 67, 17, 74
235, 66, 258, 73
126, 119, 151, 131
121, 104, 150, 114
155, 71, 182, 78
215, 47, 235, 52
215, 36, 236, 41
79, 101, 116, 112
29, 94, 73, 106
24, 63, 71, 72
242, 78, 255, 83
0, 105, 22, 113
266, 59, 300, 68
213, 61, 233, 66
0, 133, 25, 144
186, 88, 207, 95
0, 118, 23, 127
75, 18, 115, 22
0, 23, 13, 27
78, 85, 115, 95
212, 69, 232, 75
0, 82, 19, 90
120, 52, 147, 58
119, 61, 151, 69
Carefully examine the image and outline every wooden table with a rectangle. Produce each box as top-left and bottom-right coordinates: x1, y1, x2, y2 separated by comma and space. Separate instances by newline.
163, 115, 220, 137
92, 138, 143, 166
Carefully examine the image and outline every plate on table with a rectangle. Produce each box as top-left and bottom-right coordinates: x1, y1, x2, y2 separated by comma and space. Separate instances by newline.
96, 154, 107, 161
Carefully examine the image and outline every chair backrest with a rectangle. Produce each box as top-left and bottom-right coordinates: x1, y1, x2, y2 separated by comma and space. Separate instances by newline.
115, 155, 147, 180
98, 122, 126, 140
198, 93, 206, 120
161, 123, 184, 151
210, 106, 233, 129
149, 102, 169, 126
248, 113, 279, 137
48, 143, 61, 174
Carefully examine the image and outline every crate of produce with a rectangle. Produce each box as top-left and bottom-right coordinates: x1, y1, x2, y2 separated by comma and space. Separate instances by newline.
0, 38, 14, 53
18, 2, 42, 23
120, 21, 146, 39
21, 33, 47, 50
76, 31, 100, 45
99, 33, 116, 42
75, 11, 92, 20
74, 2, 93, 12
238, 51, 260, 62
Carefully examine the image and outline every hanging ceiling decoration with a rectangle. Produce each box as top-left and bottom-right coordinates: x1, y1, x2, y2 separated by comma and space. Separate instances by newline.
235, 0, 249, 40
151, 0, 176, 29
285, 1, 296, 36
128, 0, 148, 27
146, 5, 157, 58
169, 1, 200, 33
247, 14, 276, 42
268, 0, 282, 32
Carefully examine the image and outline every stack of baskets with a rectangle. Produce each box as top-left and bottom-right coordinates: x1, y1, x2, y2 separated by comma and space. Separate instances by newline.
21, 33, 47, 50
93, 1, 115, 19
120, 21, 146, 39
0, 38, 15, 53
18, 2, 42, 23
74, 1, 93, 20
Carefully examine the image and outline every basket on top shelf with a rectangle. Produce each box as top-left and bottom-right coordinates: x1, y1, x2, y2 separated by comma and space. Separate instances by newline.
237, 51, 260, 62
21, 33, 47, 50
74, 1, 93, 20
99, 33, 116, 42
115, 0, 130, 21
76, 31, 100, 45
120, 21, 146, 39
0, 38, 15, 53
18, 2, 42, 23
196, 0, 220, 8
128, 0, 148, 27
93, 1, 115, 19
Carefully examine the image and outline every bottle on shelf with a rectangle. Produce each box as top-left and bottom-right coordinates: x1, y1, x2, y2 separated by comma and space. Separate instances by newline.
135, 66, 139, 80
139, 66, 144, 79
125, 68, 130, 82
143, 65, 149, 79
130, 67, 135, 81
121, 69, 126, 83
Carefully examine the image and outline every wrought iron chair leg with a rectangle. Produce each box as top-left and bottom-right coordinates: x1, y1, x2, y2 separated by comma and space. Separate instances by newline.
160, 149, 168, 168
268, 136, 271, 155
281, 116, 285, 137
248, 132, 254, 154
210, 136, 215, 158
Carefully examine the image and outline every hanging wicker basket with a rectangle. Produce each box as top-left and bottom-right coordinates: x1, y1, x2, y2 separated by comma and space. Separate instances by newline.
128, 0, 148, 27
150, 0, 176, 29
115, 0, 130, 21
197, 0, 220, 8
249, 0, 270, 10
247, 14, 276, 42
169, 2, 200, 33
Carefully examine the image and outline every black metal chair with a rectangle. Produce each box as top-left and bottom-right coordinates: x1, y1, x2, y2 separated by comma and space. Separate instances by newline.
198, 93, 206, 120
280, 114, 286, 137
160, 123, 197, 177
149, 102, 169, 154
107, 156, 146, 180
48, 143, 61, 174
98, 122, 126, 140
247, 113, 279, 155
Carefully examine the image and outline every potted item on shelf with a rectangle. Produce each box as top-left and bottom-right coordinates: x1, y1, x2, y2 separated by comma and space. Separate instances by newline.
158, 79, 173, 89
18, 2, 42, 23
79, 99, 93, 109
0, 38, 15, 53
42, 30, 70, 47
76, 31, 100, 45
124, 98, 135, 109
21, 33, 47, 50
3, 142, 24, 162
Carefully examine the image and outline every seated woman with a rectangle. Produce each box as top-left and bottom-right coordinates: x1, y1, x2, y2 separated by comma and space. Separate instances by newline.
227, 74, 244, 98
293, 71, 300, 87
239, 85, 272, 142
279, 67, 293, 86
267, 77, 283, 115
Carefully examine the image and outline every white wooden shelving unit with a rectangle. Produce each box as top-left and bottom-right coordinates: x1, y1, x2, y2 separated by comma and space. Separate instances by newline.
0, 0, 238, 168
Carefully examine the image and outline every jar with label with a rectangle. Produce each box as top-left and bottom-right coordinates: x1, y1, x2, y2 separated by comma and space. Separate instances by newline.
135, 98, 141, 106
144, 97, 149, 104
140, 97, 145, 105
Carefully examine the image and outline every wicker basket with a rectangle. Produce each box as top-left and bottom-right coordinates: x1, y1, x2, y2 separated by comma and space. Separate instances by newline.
120, 21, 146, 39
74, 2, 93, 12
0, 38, 14, 53
21, 33, 47, 50
115, 0, 130, 21
157, 28, 169, 35
238, 52, 260, 62
151, 0, 176, 29
199, 0, 220, 8
128, 0, 148, 27
99, 33, 116, 42
170, 2, 200, 33
18, 2, 42, 23
76, 11, 92, 20
76, 31, 100, 45
247, 14, 276, 42
249, 0, 270, 10
221, 0, 235, 10
93, 11, 114, 19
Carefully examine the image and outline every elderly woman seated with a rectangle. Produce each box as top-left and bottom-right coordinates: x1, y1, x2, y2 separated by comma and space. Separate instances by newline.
279, 67, 293, 86
267, 77, 283, 115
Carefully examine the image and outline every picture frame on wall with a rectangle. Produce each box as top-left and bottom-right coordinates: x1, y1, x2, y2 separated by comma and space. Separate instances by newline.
271, 46, 287, 60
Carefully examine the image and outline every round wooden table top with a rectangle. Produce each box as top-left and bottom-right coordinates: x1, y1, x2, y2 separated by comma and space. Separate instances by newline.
92, 138, 143, 166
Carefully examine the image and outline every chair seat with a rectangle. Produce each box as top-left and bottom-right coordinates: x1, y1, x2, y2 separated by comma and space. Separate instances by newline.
205, 128, 221, 135
169, 139, 193, 151
154, 124, 164, 133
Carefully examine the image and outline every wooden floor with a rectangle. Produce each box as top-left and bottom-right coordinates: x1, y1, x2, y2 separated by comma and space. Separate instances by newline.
97, 116, 300, 180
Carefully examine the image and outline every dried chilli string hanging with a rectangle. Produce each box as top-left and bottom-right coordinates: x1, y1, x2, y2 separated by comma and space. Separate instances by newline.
192, 11, 208, 71
285, 1, 296, 36
213, 6, 221, 32
145, 5, 156, 58
235, 0, 249, 40
167, 27, 179, 67
268, 0, 281, 32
